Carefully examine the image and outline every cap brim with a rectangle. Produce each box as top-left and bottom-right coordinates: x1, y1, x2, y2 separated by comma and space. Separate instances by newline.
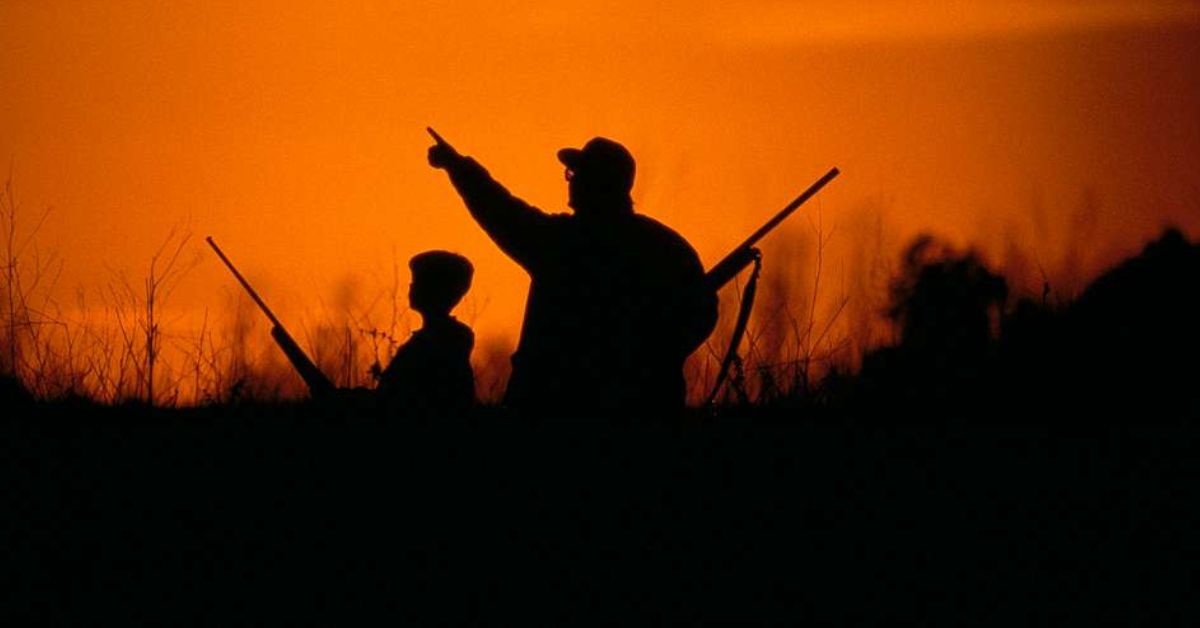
557, 148, 584, 169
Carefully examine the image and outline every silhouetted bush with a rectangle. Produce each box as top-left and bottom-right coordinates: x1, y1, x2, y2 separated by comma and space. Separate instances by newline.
1063, 228, 1200, 416
844, 228, 1199, 423
855, 235, 1007, 416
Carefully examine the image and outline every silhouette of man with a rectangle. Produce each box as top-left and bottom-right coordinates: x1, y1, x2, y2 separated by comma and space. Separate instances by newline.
427, 131, 717, 412
376, 250, 476, 412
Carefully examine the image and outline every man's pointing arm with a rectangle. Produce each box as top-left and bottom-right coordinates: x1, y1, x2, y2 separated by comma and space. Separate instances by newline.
427, 128, 551, 270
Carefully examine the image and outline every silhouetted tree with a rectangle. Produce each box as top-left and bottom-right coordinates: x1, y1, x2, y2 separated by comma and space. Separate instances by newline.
858, 235, 1007, 415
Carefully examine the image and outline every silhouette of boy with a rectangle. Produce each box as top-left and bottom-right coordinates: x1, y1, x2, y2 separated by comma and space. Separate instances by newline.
376, 251, 476, 412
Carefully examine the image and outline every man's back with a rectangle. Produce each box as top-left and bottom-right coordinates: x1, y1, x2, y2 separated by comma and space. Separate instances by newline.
503, 211, 714, 411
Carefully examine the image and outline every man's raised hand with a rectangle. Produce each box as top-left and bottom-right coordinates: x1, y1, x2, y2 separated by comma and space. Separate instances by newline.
427, 127, 461, 169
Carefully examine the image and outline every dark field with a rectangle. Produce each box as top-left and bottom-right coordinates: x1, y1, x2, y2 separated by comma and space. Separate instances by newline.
3, 228, 1199, 623
4, 402, 1199, 624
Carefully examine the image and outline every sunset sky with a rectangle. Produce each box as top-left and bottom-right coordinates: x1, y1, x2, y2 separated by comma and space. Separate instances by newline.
2, 0, 1199, 386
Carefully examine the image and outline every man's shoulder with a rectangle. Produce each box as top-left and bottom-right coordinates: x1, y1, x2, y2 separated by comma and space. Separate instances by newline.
631, 214, 702, 260
633, 213, 689, 240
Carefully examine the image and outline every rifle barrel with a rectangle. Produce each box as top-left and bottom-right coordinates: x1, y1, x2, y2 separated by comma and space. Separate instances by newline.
705, 167, 840, 290
736, 167, 839, 254
205, 236, 283, 328
206, 236, 334, 397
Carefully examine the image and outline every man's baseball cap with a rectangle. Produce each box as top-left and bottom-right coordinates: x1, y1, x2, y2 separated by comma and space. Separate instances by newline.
557, 137, 635, 193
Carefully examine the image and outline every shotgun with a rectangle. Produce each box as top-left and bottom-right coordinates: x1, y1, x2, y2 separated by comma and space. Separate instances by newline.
205, 237, 335, 398
701, 167, 839, 404
705, 167, 840, 290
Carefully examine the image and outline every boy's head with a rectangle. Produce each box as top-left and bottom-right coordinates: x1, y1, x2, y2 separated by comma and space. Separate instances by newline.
408, 250, 473, 317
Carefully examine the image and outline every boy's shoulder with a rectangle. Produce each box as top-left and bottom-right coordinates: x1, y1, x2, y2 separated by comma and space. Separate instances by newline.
415, 316, 474, 349
446, 317, 474, 346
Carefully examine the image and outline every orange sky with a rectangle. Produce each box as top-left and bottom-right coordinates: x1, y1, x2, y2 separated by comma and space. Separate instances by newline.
2, 1, 1199, 392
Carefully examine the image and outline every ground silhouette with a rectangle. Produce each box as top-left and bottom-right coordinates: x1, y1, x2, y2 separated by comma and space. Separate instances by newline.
3, 228, 1200, 623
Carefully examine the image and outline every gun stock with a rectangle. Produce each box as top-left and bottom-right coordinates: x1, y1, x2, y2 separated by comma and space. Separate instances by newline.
270, 326, 335, 398
206, 237, 335, 398
705, 167, 839, 291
